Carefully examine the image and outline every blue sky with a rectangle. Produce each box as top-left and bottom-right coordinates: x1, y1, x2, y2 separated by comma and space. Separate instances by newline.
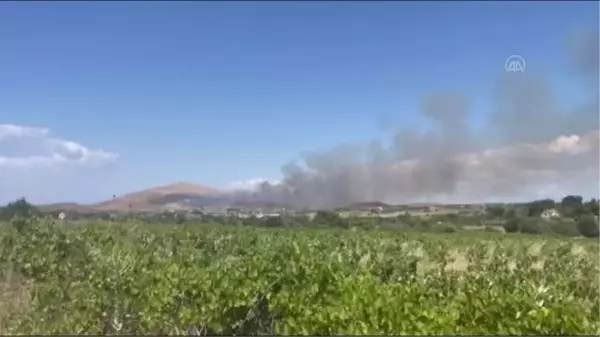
0, 2, 598, 204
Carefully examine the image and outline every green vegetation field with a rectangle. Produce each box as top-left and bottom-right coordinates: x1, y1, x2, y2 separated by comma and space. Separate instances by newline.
1, 218, 599, 335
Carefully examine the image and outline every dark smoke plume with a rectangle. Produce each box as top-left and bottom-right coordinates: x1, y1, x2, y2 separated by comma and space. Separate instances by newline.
231, 29, 599, 210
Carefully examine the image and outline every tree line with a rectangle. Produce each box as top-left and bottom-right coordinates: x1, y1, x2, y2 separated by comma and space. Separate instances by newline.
1, 196, 598, 237
485, 195, 599, 237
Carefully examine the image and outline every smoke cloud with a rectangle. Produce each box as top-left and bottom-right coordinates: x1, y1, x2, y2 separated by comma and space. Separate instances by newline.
231, 29, 599, 210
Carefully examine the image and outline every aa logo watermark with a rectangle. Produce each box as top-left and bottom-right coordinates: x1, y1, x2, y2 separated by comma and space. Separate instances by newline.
505, 55, 526, 73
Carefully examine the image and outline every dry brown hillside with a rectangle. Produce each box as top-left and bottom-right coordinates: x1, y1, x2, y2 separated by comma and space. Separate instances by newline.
92, 182, 223, 211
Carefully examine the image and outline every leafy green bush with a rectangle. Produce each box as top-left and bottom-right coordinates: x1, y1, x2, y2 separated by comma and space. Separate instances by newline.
264, 216, 285, 228
312, 211, 348, 228
0, 198, 39, 221
519, 217, 550, 235
432, 223, 457, 233
484, 225, 504, 233
548, 219, 580, 237
348, 217, 377, 230
577, 215, 599, 238
503, 218, 521, 233
1, 218, 598, 335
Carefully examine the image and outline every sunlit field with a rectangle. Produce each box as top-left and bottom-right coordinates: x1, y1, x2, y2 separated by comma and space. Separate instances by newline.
1, 219, 598, 335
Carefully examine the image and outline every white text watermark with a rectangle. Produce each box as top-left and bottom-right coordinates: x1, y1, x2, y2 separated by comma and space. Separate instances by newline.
505, 55, 526, 73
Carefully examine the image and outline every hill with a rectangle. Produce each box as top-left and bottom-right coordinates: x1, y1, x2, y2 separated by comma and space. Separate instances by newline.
36, 203, 96, 213
91, 182, 223, 212
35, 182, 300, 213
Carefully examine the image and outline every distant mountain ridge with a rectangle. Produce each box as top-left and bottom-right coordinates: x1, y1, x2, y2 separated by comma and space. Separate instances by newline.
36, 182, 425, 213
93, 182, 223, 211
39, 182, 227, 212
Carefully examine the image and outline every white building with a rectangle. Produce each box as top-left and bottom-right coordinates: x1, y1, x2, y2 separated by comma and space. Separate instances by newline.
541, 208, 560, 219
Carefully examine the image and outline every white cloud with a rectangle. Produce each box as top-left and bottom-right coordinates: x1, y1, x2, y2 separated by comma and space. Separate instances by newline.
547, 134, 590, 154
0, 124, 117, 168
0, 124, 119, 204
0, 124, 49, 139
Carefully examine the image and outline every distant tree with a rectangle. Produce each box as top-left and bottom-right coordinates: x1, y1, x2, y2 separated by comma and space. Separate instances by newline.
0, 197, 39, 220
313, 211, 348, 228
561, 195, 584, 209
527, 199, 556, 217
264, 216, 284, 228
503, 217, 521, 233
504, 208, 517, 219
571, 206, 591, 218
444, 213, 459, 223
485, 205, 506, 219
548, 219, 580, 237
559, 195, 588, 218
291, 215, 311, 227
519, 217, 550, 235
398, 212, 424, 228
242, 216, 262, 227
577, 215, 599, 238
349, 217, 377, 230
419, 217, 433, 229
584, 198, 599, 216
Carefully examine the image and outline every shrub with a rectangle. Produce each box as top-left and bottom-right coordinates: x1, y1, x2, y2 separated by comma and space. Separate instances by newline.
484, 225, 504, 233
348, 217, 377, 230
1, 198, 39, 221
519, 217, 550, 235
312, 211, 348, 228
436, 224, 457, 233
576, 215, 599, 238
0, 219, 598, 334
419, 218, 433, 229
548, 219, 580, 237
503, 218, 521, 233
264, 216, 285, 228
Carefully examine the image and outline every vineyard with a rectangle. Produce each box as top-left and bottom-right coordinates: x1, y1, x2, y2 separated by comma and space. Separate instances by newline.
0, 218, 599, 335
